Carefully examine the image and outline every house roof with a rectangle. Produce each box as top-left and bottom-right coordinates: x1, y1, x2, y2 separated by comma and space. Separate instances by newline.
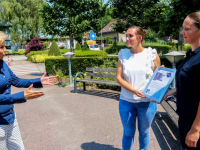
98, 20, 117, 34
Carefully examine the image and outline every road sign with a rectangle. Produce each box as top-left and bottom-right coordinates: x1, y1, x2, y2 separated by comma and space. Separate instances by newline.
90, 33, 96, 40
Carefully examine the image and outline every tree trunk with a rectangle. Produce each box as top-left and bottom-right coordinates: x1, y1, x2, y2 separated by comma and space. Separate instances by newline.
179, 27, 184, 51
70, 34, 74, 52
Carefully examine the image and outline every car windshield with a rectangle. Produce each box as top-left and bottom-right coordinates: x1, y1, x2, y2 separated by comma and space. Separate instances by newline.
5, 40, 13, 46
90, 45, 98, 48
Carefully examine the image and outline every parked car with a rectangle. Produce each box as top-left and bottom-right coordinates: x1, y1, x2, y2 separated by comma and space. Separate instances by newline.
5, 40, 13, 50
89, 44, 100, 51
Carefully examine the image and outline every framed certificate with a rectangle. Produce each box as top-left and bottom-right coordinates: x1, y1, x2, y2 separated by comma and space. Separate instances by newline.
143, 66, 176, 103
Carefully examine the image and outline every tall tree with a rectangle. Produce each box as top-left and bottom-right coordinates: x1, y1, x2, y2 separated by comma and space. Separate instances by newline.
41, 0, 107, 52
0, 0, 44, 47
159, 0, 200, 39
110, 0, 161, 33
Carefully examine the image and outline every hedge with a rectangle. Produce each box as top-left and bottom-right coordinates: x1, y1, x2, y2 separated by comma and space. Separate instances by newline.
45, 56, 185, 76
105, 42, 172, 54
45, 57, 118, 76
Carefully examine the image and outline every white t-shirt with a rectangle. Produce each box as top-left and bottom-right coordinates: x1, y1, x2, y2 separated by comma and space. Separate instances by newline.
118, 47, 157, 103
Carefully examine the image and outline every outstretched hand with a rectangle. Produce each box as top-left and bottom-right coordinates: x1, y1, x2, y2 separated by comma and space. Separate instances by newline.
41, 72, 57, 85
24, 84, 44, 100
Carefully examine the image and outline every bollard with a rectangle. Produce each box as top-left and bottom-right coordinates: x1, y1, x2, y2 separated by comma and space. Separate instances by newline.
8, 56, 10, 66
11, 55, 13, 62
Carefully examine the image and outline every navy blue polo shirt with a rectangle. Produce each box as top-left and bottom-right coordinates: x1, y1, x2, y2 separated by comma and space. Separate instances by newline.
176, 47, 200, 119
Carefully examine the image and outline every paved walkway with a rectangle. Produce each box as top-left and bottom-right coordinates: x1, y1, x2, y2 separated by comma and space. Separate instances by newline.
9, 58, 182, 150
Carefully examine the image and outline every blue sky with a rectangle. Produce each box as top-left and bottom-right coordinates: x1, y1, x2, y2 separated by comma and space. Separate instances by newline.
104, 0, 109, 4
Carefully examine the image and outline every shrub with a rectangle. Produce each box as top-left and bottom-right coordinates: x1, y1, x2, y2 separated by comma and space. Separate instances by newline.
27, 50, 48, 61
25, 37, 45, 55
45, 57, 118, 76
182, 43, 191, 51
75, 51, 107, 57
48, 40, 61, 56
144, 43, 172, 54
43, 41, 49, 49
104, 36, 115, 44
144, 28, 157, 42
27, 49, 107, 63
60, 49, 70, 54
74, 42, 82, 51
105, 42, 129, 54
82, 42, 90, 51
18, 49, 25, 55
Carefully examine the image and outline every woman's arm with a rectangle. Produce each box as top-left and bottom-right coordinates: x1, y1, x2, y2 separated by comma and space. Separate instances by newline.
153, 53, 161, 72
116, 60, 145, 98
185, 102, 200, 148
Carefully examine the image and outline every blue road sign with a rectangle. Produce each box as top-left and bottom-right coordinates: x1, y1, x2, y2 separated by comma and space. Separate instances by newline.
90, 33, 96, 40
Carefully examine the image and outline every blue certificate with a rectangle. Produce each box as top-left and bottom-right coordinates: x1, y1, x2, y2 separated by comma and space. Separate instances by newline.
143, 66, 176, 103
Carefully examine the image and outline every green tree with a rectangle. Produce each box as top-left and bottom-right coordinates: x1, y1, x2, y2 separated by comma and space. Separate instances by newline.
99, 7, 115, 31
41, 0, 107, 52
110, 0, 161, 33
158, 0, 200, 39
82, 42, 90, 51
0, 0, 44, 48
74, 42, 82, 51
48, 40, 61, 56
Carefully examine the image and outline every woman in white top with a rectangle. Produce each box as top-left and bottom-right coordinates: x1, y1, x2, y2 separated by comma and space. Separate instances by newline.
116, 26, 161, 150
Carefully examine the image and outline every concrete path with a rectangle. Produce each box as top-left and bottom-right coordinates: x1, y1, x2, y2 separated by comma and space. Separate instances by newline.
8, 57, 182, 150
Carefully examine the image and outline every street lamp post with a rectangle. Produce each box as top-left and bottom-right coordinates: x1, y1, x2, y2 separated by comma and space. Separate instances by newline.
164, 51, 185, 88
62, 52, 75, 86
101, 20, 102, 48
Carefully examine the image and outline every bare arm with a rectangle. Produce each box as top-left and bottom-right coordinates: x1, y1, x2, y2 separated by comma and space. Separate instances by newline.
153, 53, 161, 72
185, 102, 200, 148
116, 60, 145, 98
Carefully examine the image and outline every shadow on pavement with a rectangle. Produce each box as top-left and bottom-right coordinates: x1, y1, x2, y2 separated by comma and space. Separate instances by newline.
81, 141, 121, 150
152, 112, 182, 150
72, 89, 120, 101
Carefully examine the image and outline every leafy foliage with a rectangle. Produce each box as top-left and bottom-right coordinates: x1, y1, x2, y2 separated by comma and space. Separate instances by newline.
45, 57, 118, 76
25, 37, 45, 55
41, 0, 108, 52
0, 0, 44, 47
158, 0, 200, 38
105, 41, 172, 54
43, 41, 49, 49
145, 28, 157, 42
110, 0, 161, 33
48, 40, 61, 56
82, 42, 90, 51
74, 42, 82, 51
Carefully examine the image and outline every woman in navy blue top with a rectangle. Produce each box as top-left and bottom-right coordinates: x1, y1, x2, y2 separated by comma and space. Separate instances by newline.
164, 12, 200, 149
0, 32, 57, 149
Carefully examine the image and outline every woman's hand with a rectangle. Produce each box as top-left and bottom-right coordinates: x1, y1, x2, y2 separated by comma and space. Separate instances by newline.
185, 128, 199, 148
150, 100, 159, 104
24, 84, 44, 100
41, 72, 57, 85
133, 90, 145, 98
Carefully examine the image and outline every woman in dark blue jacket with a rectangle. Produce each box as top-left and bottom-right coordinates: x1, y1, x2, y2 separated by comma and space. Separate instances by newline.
164, 12, 200, 150
0, 32, 57, 150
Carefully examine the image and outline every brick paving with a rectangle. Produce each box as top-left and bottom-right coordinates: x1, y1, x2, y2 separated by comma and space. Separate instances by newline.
9, 59, 182, 150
